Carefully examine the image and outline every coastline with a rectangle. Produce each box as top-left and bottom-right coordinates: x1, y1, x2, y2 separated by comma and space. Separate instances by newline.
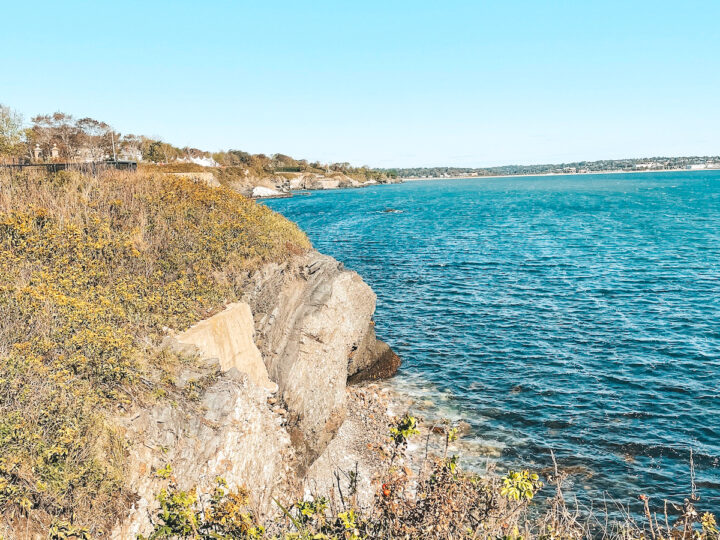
170, 164, 720, 201
4, 165, 718, 536
262, 172, 720, 527
401, 166, 720, 182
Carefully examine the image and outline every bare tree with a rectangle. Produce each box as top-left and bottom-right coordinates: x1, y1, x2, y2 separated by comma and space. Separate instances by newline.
30, 112, 82, 160
76, 117, 113, 161
119, 134, 143, 161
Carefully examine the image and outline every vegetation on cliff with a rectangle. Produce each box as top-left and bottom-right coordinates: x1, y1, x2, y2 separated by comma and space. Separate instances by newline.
140, 415, 719, 539
0, 168, 310, 534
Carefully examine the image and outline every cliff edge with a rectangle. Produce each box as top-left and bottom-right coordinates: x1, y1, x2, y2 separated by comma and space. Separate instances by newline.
0, 169, 400, 538
112, 251, 400, 537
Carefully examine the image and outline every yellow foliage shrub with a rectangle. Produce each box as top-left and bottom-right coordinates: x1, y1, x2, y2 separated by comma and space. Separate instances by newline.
0, 169, 310, 531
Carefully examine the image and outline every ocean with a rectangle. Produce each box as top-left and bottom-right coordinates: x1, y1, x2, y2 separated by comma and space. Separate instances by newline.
263, 171, 720, 511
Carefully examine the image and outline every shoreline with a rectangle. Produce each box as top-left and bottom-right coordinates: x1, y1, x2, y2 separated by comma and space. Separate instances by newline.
401, 166, 720, 182
256, 167, 719, 198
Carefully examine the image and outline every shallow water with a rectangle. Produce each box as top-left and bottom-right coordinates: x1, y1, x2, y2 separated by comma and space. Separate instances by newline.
264, 171, 720, 511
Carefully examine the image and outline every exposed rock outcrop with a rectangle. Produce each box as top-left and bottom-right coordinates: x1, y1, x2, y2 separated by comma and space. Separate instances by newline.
284, 172, 378, 191
230, 171, 401, 197
303, 385, 396, 510
244, 252, 377, 470
113, 371, 293, 538
168, 302, 277, 393
114, 250, 400, 536
252, 185, 287, 198
349, 344, 402, 384
347, 323, 401, 383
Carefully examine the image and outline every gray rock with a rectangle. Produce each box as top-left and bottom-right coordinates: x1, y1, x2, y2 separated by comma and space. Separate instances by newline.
112, 376, 294, 539
245, 251, 376, 471
348, 339, 401, 384
114, 250, 397, 534
347, 323, 402, 384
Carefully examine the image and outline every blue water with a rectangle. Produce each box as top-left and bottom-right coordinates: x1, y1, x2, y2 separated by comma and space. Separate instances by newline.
264, 171, 720, 512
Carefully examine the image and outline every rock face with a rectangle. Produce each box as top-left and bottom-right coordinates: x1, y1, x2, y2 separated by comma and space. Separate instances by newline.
348, 339, 402, 385
303, 386, 395, 510
170, 302, 277, 393
244, 252, 377, 471
252, 185, 286, 198
346, 323, 401, 382
114, 250, 400, 536
112, 371, 293, 538
228, 171, 401, 197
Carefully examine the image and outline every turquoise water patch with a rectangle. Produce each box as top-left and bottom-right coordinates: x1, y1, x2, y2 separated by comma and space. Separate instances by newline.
264, 171, 720, 510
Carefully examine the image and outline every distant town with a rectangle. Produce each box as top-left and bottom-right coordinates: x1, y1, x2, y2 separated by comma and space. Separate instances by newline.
384, 156, 720, 179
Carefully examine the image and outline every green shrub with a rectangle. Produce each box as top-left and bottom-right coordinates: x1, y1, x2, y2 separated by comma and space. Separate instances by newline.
501, 470, 543, 501
141, 478, 264, 540
389, 414, 419, 448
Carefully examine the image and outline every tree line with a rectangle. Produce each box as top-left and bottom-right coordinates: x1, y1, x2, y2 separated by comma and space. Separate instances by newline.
0, 103, 390, 181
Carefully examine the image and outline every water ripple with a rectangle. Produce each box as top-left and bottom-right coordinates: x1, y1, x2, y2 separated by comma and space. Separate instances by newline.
265, 171, 720, 510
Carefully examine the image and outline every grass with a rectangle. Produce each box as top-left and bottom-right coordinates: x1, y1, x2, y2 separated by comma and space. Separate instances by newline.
0, 168, 310, 534
139, 163, 209, 174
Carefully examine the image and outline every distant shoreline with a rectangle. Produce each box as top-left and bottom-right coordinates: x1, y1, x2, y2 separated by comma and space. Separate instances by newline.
402, 167, 720, 182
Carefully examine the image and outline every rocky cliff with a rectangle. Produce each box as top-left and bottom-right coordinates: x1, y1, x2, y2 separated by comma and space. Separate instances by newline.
226, 172, 400, 197
112, 251, 399, 537
163, 169, 402, 199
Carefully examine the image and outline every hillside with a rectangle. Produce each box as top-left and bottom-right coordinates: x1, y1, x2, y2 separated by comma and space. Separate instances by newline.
0, 168, 311, 532
0, 167, 410, 538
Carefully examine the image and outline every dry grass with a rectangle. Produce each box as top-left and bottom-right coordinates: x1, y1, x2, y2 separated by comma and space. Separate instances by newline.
0, 168, 310, 534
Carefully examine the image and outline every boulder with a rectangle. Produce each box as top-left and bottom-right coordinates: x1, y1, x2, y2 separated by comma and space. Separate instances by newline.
252, 185, 285, 198
347, 339, 401, 384
347, 323, 401, 383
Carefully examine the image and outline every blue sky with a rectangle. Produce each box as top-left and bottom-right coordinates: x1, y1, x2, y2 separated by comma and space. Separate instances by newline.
1, 1, 718, 167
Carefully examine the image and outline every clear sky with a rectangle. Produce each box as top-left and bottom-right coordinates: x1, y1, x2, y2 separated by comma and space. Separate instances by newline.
1, 1, 718, 168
